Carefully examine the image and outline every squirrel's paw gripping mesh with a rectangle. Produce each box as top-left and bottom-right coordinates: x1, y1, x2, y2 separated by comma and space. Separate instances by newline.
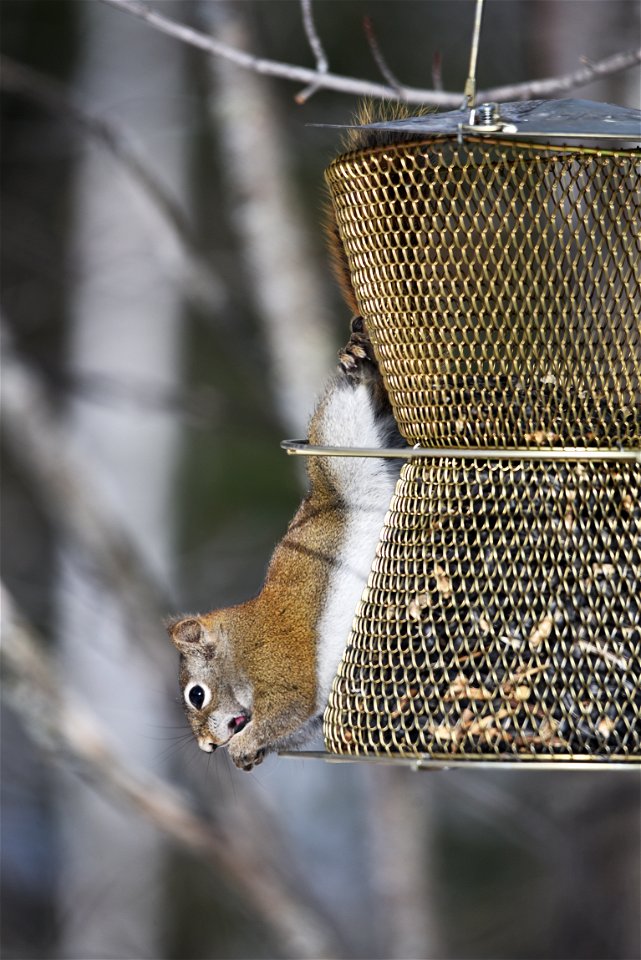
323, 137, 640, 762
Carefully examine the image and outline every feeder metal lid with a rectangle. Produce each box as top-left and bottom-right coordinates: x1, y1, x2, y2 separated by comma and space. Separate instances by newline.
316, 98, 641, 142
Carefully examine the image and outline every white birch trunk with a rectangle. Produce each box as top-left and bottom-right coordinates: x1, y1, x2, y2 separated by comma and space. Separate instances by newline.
201, 0, 335, 435
55, 4, 185, 957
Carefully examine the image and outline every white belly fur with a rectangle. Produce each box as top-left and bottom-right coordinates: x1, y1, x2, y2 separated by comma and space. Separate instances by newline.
314, 380, 400, 709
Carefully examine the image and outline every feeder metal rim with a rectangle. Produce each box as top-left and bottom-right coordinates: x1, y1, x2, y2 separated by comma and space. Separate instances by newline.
282, 440, 641, 463
312, 98, 641, 143
315, 124, 641, 145
279, 750, 641, 771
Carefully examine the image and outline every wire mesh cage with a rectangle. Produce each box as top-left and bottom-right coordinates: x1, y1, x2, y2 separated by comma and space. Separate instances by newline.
322, 119, 641, 764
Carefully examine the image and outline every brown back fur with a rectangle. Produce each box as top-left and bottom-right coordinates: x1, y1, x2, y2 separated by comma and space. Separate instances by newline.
324, 100, 434, 316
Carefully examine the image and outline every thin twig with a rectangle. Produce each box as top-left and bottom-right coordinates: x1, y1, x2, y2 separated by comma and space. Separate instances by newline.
101, 0, 641, 107
295, 0, 328, 102
363, 16, 403, 95
481, 48, 641, 101
0, 585, 344, 960
300, 0, 328, 72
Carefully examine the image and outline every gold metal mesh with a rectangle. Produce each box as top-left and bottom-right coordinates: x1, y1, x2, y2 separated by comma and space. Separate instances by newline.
326, 137, 640, 450
323, 136, 641, 762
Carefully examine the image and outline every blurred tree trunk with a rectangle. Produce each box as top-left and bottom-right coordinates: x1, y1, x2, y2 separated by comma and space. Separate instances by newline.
528, 0, 641, 107
198, 0, 335, 436
55, 3, 185, 957
367, 767, 440, 958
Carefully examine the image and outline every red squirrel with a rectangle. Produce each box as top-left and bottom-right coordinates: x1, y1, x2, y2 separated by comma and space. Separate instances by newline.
168, 107, 421, 769
168, 319, 403, 769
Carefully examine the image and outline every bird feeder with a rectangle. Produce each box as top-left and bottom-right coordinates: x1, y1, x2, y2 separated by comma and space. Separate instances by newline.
290, 97, 641, 768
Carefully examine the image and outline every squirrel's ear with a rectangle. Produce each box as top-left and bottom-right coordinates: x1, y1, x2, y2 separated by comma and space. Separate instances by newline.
167, 617, 202, 652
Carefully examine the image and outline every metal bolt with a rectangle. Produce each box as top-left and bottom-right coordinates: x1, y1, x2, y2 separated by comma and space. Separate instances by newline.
476, 102, 499, 126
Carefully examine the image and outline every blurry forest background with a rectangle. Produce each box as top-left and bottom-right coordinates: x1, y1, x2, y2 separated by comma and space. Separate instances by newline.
2, 2, 640, 958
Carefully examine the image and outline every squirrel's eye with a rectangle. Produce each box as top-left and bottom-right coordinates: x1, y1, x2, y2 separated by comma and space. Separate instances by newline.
184, 682, 211, 711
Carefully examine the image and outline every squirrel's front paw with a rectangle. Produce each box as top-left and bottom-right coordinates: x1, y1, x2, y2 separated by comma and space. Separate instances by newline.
338, 316, 378, 382
228, 725, 266, 772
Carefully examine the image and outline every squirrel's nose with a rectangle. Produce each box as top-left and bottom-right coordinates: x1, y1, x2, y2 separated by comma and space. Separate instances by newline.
197, 736, 217, 753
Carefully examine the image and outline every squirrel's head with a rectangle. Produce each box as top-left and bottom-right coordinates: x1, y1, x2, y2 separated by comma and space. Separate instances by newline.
167, 613, 252, 754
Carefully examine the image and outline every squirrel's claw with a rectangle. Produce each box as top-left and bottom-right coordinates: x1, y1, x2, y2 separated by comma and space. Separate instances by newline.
228, 722, 266, 772
339, 316, 378, 382
231, 748, 265, 772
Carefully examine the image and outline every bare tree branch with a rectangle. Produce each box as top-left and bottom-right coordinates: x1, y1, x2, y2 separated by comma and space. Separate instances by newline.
0, 54, 223, 313
0, 585, 345, 960
478, 47, 641, 101
363, 16, 403, 96
300, 0, 328, 72
101, 0, 641, 106
295, 0, 328, 103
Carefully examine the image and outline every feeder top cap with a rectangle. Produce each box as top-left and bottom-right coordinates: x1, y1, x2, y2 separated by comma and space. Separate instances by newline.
318, 98, 641, 143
